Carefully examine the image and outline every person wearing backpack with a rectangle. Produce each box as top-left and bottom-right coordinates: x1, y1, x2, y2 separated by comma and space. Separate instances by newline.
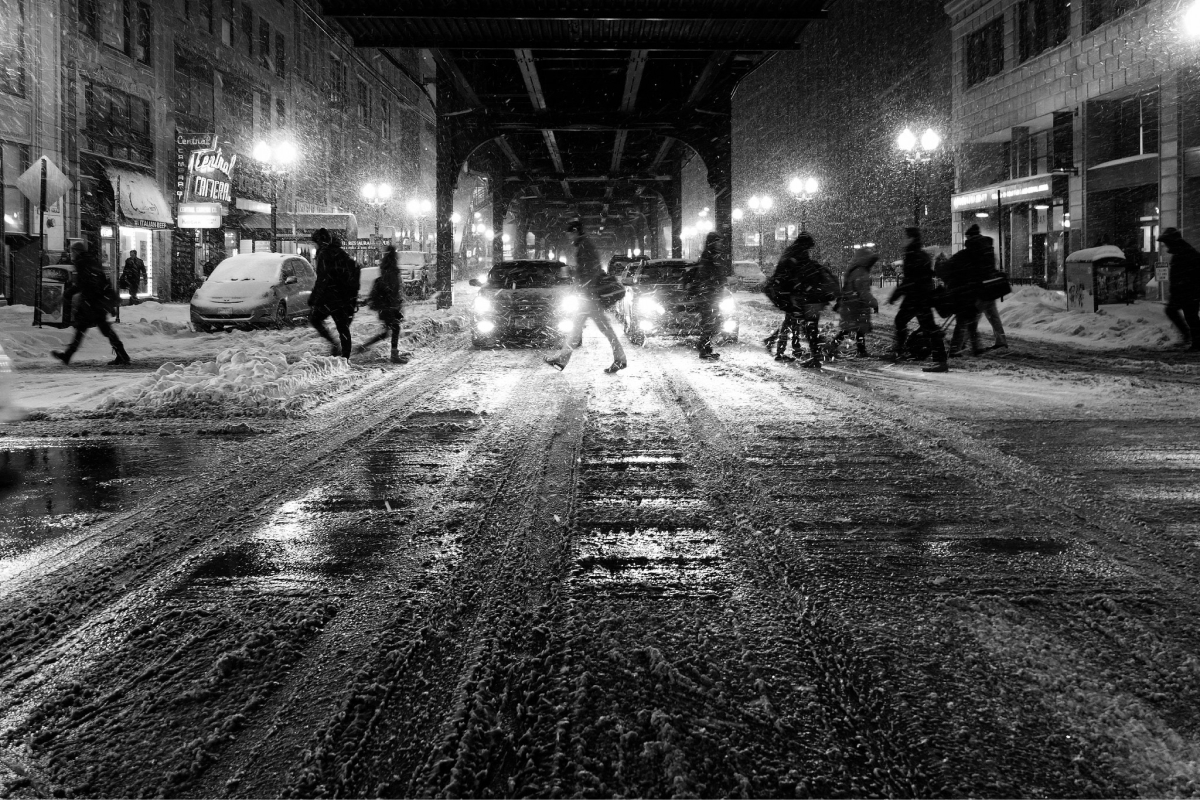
788, 233, 837, 368
684, 231, 727, 361
356, 245, 409, 364
51, 241, 131, 366
938, 232, 986, 357
888, 227, 949, 372
834, 249, 879, 357
545, 219, 627, 373
966, 224, 1008, 350
309, 228, 359, 358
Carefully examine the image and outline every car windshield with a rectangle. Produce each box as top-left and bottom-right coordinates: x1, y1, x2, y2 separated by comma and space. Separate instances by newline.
210, 258, 279, 282
488, 263, 565, 289
639, 265, 690, 284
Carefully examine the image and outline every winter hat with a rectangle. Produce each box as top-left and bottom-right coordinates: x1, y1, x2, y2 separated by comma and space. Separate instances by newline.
904, 226, 921, 240
566, 219, 583, 234
1158, 227, 1182, 243
965, 223, 981, 237
794, 232, 815, 250
312, 227, 332, 245
852, 250, 878, 268
69, 241, 88, 256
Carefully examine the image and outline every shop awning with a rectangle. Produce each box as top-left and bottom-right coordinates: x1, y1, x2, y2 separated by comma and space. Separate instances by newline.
104, 166, 174, 229
239, 211, 358, 240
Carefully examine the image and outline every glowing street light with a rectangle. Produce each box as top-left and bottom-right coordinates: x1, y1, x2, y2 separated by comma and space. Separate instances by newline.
254, 140, 299, 252
896, 127, 942, 227
1186, 1, 1200, 36
746, 195, 773, 271
360, 181, 393, 236
787, 176, 819, 238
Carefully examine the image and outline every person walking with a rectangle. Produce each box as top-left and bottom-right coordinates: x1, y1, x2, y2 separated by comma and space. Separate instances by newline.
762, 236, 804, 360
52, 241, 131, 366
121, 250, 148, 305
888, 227, 949, 373
356, 245, 409, 363
684, 230, 727, 361
835, 249, 880, 357
938, 232, 986, 357
788, 233, 837, 369
309, 228, 360, 358
545, 220, 627, 373
1157, 227, 1200, 351
964, 224, 1007, 350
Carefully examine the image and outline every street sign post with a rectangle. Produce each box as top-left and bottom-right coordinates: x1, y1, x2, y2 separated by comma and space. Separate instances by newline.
16, 157, 72, 327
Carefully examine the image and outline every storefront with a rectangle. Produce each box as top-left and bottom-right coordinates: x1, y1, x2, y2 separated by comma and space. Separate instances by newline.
99, 165, 174, 300
951, 174, 1069, 286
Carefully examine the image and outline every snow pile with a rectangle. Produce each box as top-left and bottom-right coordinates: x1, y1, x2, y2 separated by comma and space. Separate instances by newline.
992, 286, 1175, 349
98, 347, 355, 418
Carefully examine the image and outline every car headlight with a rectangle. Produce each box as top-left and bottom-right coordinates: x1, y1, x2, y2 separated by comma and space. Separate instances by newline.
475, 273, 488, 285
721, 319, 738, 333
637, 297, 664, 315
560, 294, 582, 314
719, 297, 736, 315
557, 319, 574, 333
477, 319, 496, 334
473, 295, 492, 314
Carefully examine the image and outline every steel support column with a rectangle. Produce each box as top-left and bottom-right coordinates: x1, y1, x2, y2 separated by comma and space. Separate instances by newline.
491, 175, 506, 265
668, 176, 683, 259
435, 109, 460, 309
702, 106, 733, 277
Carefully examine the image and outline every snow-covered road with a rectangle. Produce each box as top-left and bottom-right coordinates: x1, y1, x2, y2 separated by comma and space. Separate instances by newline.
2, 297, 1200, 797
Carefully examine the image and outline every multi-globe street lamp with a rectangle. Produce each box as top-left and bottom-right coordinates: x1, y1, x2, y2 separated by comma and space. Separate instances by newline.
747, 194, 774, 271
896, 127, 942, 228
788, 176, 819, 234
406, 197, 433, 251
360, 181, 393, 236
252, 140, 298, 252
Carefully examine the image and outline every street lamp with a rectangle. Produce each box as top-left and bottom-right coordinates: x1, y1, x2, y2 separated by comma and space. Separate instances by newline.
788, 176, 819, 234
747, 194, 773, 271
896, 127, 942, 227
360, 181, 393, 236
406, 197, 433, 251
253, 140, 299, 252
1186, 0, 1200, 36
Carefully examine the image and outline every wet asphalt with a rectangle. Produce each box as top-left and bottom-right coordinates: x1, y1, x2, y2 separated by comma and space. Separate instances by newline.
1, 328, 1200, 798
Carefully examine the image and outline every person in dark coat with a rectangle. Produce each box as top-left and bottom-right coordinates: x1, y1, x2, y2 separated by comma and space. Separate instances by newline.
835, 249, 880, 357
309, 228, 359, 358
938, 230, 986, 357
545, 219, 627, 373
764, 232, 829, 365
965, 224, 1007, 350
888, 227, 949, 372
1157, 227, 1200, 350
121, 250, 148, 305
52, 241, 131, 366
684, 230, 727, 360
356, 245, 409, 363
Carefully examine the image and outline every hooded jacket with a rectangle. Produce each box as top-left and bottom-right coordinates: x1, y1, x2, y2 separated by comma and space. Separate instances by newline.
1160, 234, 1200, 302
890, 239, 935, 304
311, 238, 360, 310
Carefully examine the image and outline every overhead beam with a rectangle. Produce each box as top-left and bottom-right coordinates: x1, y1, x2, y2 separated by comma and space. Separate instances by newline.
325, 4, 828, 21
686, 50, 732, 106
343, 32, 810, 50
429, 49, 481, 108
650, 137, 676, 170
610, 129, 628, 172
514, 49, 547, 111
620, 50, 649, 113
505, 174, 673, 182
542, 130, 565, 172
560, 180, 573, 199
495, 136, 526, 171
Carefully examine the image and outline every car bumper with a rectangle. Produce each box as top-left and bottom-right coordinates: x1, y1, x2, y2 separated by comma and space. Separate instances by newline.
190, 303, 274, 325
473, 314, 571, 338
634, 311, 739, 336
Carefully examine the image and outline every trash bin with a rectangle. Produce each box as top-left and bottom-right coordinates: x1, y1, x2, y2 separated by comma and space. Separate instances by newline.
1064, 245, 1134, 312
39, 265, 73, 328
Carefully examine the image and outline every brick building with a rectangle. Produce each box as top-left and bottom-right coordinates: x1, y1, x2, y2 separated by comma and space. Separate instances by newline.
1, 0, 433, 304
947, 0, 1200, 286
728, 0, 955, 270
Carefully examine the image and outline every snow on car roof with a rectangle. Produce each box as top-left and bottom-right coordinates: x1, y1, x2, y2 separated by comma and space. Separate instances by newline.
217, 253, 302, 267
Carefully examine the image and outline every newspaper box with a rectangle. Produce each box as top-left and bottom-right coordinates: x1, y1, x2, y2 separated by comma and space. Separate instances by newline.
39, 265, 74, 328
1064, 246, 1135, 312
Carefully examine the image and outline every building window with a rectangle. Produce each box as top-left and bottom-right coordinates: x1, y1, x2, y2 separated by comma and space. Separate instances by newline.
381, 97, 391, 140
135, 3, 152, 65
174, 46, 214, 123
220, 0, 233, 46
330, 53, 345, 104
83, 80, 153, 165
3, 141, 29, 233
0, 0, 24, 97
185, 0, 213, 35
965, 17, 1005, 87
1086, 0, 1147, 32
357, 80, 371, 123
1114, 91, 1159, 159
260, 91, 272, 136
98, 0, 130, 54
1017, 0, 1070, 62
258, 18, 271, 70
241, 3, 253, 58
276, 97, 286, 130
1051, 110, 1074, 172
221, 72, 254, 151
275, 31, 285, 76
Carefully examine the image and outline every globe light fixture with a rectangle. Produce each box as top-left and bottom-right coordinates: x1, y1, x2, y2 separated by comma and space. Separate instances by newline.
896, 127, 918, 152
1185, 0, 1200, 37
920, 128, 942, 153
897, 127, 942, 227
253, 140, 300, 252
732, 207, 744, 222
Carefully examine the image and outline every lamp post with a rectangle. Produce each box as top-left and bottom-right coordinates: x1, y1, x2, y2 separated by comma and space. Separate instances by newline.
253, 140, 298, 253
788, 176, 819, 235
896, 127, 941, 228
406, 197, 433, 251
360, 181, 393, 237
747, 194, 773, 271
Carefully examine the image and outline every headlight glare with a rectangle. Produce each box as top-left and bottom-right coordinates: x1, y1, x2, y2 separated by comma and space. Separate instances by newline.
637, 297, 664, 315
477, 319, 496, 334
557, 319, 574, 333
721, 319, 738, 333
719, 298, 736, 315
560, 294, 582, 314
473, 295, 492, 314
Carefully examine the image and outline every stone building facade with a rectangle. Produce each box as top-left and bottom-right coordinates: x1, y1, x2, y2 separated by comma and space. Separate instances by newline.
1, 0, 433, 304
947, 0, 1200, 286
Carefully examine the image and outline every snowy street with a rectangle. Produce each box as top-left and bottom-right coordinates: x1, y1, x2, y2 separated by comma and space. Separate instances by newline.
2, 290, 1200, 797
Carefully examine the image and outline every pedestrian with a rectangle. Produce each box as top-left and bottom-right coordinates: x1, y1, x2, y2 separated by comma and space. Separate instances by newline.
965, 224, 1008, 350
52, 241, 131, 366
356, 245, 409, 363
888, 227, 949, 373
763, 233, 832, 364
309, 228, 360, 358
938, 230, 986, 357
545, 220, 627, 373
1156, 227, 1200, 351
121, 249, 148, 305
835, 249, 879, 357
684, 230, 727, 361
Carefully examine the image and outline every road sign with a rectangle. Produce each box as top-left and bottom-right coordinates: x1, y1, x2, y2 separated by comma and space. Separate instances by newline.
178, 202, 222, 229
16, 157, 71, 208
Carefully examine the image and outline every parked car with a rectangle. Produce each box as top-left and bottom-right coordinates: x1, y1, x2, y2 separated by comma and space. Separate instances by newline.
731, 260, 765, 291
190, 253, 316, 332
399, 251, 433, 299
468, 260, 580, 348
608, 254, 648, 277
617, 258, 740, 346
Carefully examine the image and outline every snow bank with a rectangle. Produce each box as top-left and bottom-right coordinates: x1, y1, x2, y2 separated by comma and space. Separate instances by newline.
98, 347, 355, 418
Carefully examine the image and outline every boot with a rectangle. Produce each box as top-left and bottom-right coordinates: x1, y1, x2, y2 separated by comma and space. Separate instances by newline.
51, 350, 71, 365
390, 349, 409, 364
108, 342, 131, 366
603, 357, 628, 374
856, 337, 869, 358
923, 362, 949, 373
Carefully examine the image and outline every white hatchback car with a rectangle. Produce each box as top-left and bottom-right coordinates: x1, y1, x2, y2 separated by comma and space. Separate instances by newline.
190, 253, 316, 332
